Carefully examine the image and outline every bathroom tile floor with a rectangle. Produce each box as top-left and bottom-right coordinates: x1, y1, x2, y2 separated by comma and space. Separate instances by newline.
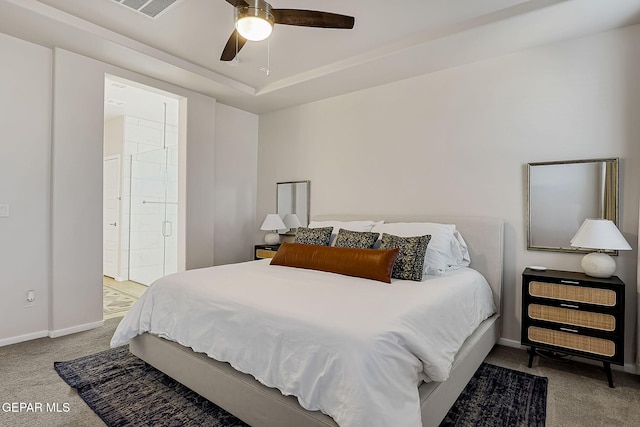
103, 276, 147, 319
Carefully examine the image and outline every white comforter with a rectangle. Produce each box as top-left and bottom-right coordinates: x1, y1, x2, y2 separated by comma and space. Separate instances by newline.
111, 260, 495, 427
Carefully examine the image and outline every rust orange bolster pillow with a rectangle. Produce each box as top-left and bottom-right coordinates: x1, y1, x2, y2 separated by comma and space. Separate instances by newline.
270, 242, 400, 283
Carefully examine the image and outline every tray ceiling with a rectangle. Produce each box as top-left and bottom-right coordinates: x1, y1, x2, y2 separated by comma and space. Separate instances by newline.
1, 0, 639, 113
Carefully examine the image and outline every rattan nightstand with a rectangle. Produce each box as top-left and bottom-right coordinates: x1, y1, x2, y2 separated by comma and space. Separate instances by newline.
521, 268, 625, 387
254, 244, 281, 260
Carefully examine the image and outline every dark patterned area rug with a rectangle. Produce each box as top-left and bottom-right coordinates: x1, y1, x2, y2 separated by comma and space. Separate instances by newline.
55, 347, 547, 427
55, 346, 248, 427
440, 362, 547, 427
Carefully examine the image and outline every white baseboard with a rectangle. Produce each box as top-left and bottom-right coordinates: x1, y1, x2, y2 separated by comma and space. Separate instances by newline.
0, 330, 49, 347
497, 337, 523, 349
0, 320, 106, 347
48, 320, 104, 338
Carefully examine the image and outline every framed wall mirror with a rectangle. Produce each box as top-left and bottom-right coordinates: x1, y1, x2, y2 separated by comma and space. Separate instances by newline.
527, 158, 619, 253
277, 180, 310, 235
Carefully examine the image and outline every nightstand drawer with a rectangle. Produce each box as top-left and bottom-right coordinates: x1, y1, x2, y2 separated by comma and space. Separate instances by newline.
254, 244, 281, 260
528, 304, 616, 332
256, 249, 278, 259
528, 326, 615, 357
529, 281, 617, 307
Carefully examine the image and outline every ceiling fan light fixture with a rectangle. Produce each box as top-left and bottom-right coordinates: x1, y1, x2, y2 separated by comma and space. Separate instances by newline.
235, 0, 274, 42
220, 0, 355, 62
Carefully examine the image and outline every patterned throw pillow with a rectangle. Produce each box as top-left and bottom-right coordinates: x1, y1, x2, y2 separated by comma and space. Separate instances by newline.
294, 227, 333, 246
379, 233, 431, 281
334, 229, 380, 249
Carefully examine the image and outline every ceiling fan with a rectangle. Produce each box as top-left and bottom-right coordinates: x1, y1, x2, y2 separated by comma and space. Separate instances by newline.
220, 0, 355, 61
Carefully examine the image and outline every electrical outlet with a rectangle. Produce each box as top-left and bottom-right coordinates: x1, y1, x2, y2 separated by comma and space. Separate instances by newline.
0, 204, 8, 218
24, 290, 35, 308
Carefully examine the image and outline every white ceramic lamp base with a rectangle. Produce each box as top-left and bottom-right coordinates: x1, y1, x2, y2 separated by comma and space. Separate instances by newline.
581, 252, 616, 278
264, 232, 280, 245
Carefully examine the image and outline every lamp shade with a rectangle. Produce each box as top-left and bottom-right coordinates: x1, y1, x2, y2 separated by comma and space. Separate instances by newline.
282, 213, 302, 229
260, 214, 286, 231
570, 219, 631, 251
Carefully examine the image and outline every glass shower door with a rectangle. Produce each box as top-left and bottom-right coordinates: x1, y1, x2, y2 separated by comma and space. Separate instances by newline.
128, 146, 178, 286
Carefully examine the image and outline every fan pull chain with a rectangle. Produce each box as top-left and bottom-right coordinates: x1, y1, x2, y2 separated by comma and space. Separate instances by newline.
234, 31, 240, 64
261, 39, 271, 77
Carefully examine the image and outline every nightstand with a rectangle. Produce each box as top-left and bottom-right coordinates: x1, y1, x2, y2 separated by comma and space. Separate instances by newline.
521, 268, 625, 387
254, 244, 281, 260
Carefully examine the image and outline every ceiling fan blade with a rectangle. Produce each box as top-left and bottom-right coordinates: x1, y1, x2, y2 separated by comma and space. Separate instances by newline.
220, 30, 248, 61
273, 9, 355, 29
225, 0, 249, 7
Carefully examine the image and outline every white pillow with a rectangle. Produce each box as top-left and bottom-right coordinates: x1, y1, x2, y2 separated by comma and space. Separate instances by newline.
453, 230, 471, 268
371, 222, 468, 276
309, 220, 383, 245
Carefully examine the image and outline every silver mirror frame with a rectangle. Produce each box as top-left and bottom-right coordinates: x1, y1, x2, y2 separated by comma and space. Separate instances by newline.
527, 158, 619, 253
277, 180, 310, 235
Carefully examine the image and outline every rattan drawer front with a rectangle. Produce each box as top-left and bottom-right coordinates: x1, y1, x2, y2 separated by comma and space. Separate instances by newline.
528, 326, 615, 357
528, 304, 615, 331
529, 281, 616, 307
256, 249, 277, 259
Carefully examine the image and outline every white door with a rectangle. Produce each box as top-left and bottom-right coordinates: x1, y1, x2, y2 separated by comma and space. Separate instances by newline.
103, 156, 121, 279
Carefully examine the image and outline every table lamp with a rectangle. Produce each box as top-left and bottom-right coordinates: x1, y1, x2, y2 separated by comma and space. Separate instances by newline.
570, 219, 631, 278
282, 213, 302, 234
260, 214, 286, 245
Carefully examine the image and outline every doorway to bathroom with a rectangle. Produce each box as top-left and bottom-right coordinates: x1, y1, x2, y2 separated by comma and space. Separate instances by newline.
103, 76, 181, 291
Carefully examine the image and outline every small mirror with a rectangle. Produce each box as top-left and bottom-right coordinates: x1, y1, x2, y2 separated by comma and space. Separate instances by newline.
277, 181, 310, 235
527, 158, 618, 253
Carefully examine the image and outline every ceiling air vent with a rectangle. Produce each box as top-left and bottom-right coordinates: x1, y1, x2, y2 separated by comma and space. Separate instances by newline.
112, 0, 182, 19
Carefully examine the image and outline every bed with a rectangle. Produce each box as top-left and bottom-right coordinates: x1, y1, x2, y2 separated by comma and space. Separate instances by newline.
113, 215, 504, 427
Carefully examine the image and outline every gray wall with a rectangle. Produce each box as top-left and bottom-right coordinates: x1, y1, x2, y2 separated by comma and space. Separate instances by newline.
0, 39, 258, 344
257, 25, 640, 368
0, 32, 52, 342
214, 103, 259, 265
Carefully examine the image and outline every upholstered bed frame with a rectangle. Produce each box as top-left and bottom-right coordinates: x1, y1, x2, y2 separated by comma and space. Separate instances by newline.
130, 215, 504, 427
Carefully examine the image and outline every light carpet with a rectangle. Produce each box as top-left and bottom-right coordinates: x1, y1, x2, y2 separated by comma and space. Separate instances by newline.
2, 318, 638, 427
